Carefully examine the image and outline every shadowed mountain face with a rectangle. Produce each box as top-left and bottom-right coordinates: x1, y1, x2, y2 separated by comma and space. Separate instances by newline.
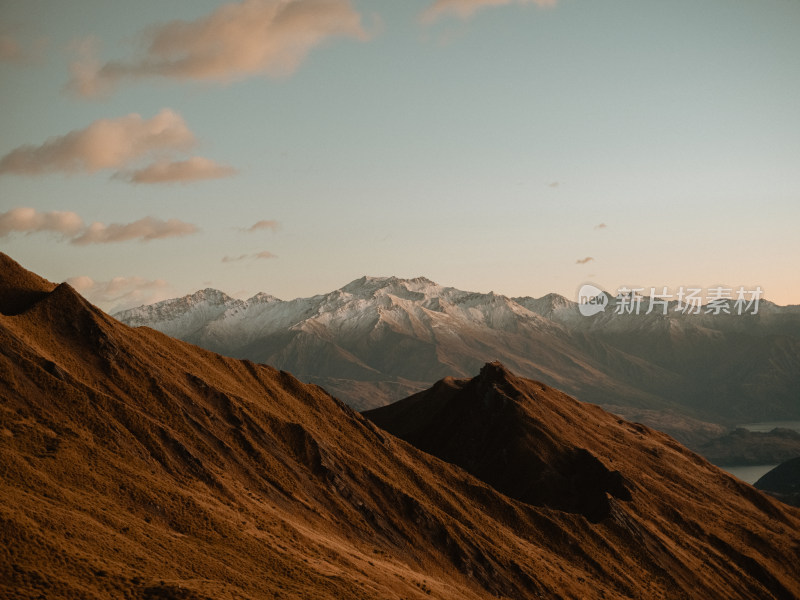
0, 252, 56, 315
2, 253, 800, 599
114, 278, 800, 445
365, 363, 633, 523
756, 458, 800, 508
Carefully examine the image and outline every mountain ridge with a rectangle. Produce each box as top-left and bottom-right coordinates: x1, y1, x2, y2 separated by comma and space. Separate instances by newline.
114, 277, 800, 445
365, 362, 634, 522
3, 252, 800, 599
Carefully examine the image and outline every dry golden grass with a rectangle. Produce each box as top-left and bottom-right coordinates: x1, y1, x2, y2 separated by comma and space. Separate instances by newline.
1, 253, 799, 599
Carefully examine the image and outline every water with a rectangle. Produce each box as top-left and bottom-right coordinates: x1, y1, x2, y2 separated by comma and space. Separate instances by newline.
737, 420, 800, 433
720, 420, 800, 484
721, 464, 779, 485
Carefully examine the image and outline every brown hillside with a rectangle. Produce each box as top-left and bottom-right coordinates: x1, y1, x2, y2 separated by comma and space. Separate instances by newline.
1, 253, 799, 599
366, 362, 800, 598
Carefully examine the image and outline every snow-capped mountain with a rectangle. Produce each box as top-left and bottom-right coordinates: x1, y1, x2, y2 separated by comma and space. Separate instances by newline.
116, 276, 572, 390
118, 276, 561, 355
114, 276, 800, 445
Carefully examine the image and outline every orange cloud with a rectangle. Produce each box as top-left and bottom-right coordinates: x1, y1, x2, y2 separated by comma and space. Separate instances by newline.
66, 36, 107, 97
68, 0, 369, 97
245, 220, 280, 233
0, 109, 195, 175
121, 157, 237, 184
0, 207, 84, 238
222, 251, 278, 263
72, 217, 198, 245
222, 254, 249, 263
0, 207, 199, 245
421, 0, 556, 24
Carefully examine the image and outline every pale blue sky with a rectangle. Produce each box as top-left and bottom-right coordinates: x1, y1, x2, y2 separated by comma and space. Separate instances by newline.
1, 0, 798, 311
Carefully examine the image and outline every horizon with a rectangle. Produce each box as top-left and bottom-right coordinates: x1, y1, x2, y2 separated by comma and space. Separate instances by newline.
3, 250, 797, 314
1, 0, 799, 310
109, 269, 795, 315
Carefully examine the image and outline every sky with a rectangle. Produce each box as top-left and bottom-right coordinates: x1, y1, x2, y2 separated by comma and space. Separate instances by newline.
1, 0, 799, 312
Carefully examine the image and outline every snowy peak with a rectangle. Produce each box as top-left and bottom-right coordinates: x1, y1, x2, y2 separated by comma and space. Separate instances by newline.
114, 287, 241, 334
514, 293, 577, 318
539, 292, 575, 310
186, 288, 235, 306
114, 276, 565, 347
340, 275, 440, 300
246, 292, 281, 304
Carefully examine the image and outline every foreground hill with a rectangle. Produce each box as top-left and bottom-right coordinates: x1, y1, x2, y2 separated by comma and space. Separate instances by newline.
114, 278, 800, 445
2, 253, 800, 599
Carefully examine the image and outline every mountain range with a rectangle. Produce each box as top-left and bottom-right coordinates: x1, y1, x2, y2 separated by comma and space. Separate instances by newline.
115, 276, 800, 446
3, 252, 800, 599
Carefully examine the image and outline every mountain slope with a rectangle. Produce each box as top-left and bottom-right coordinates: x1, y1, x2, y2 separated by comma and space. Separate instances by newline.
3, 261, 576, 599
366, 363, 800, 597
0, 254, 800, 599
3, 253, 800, 599
0, 252, 56, 315
366, 363, 633, 523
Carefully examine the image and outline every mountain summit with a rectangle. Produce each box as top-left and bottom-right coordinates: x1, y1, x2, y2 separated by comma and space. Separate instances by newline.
0, 253, 57, 315
366, 362, 632, 522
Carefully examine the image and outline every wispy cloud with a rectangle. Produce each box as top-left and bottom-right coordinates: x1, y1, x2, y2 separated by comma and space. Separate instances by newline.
222, 254, 249, 263
120, 157, 237, 184
546, 181, 560, 188
72, 217, 198, 245
67, 0, 370, 98
243, 219, 280, 233
594, 223, 607, 230
0, 207, 199, 245
0, 207, 84, 238
575, 256, 594, 265
0, 109, 194, 175
222, 251, 278, 263
66, 36, 106, 97
0, 109, 234, 184
421, 0, 556, 24
68, 275, 172, 313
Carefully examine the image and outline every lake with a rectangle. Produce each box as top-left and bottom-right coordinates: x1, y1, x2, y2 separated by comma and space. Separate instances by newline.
721, 464, 779, 485
737, 420, 800, 433
719, 420, 800, 484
